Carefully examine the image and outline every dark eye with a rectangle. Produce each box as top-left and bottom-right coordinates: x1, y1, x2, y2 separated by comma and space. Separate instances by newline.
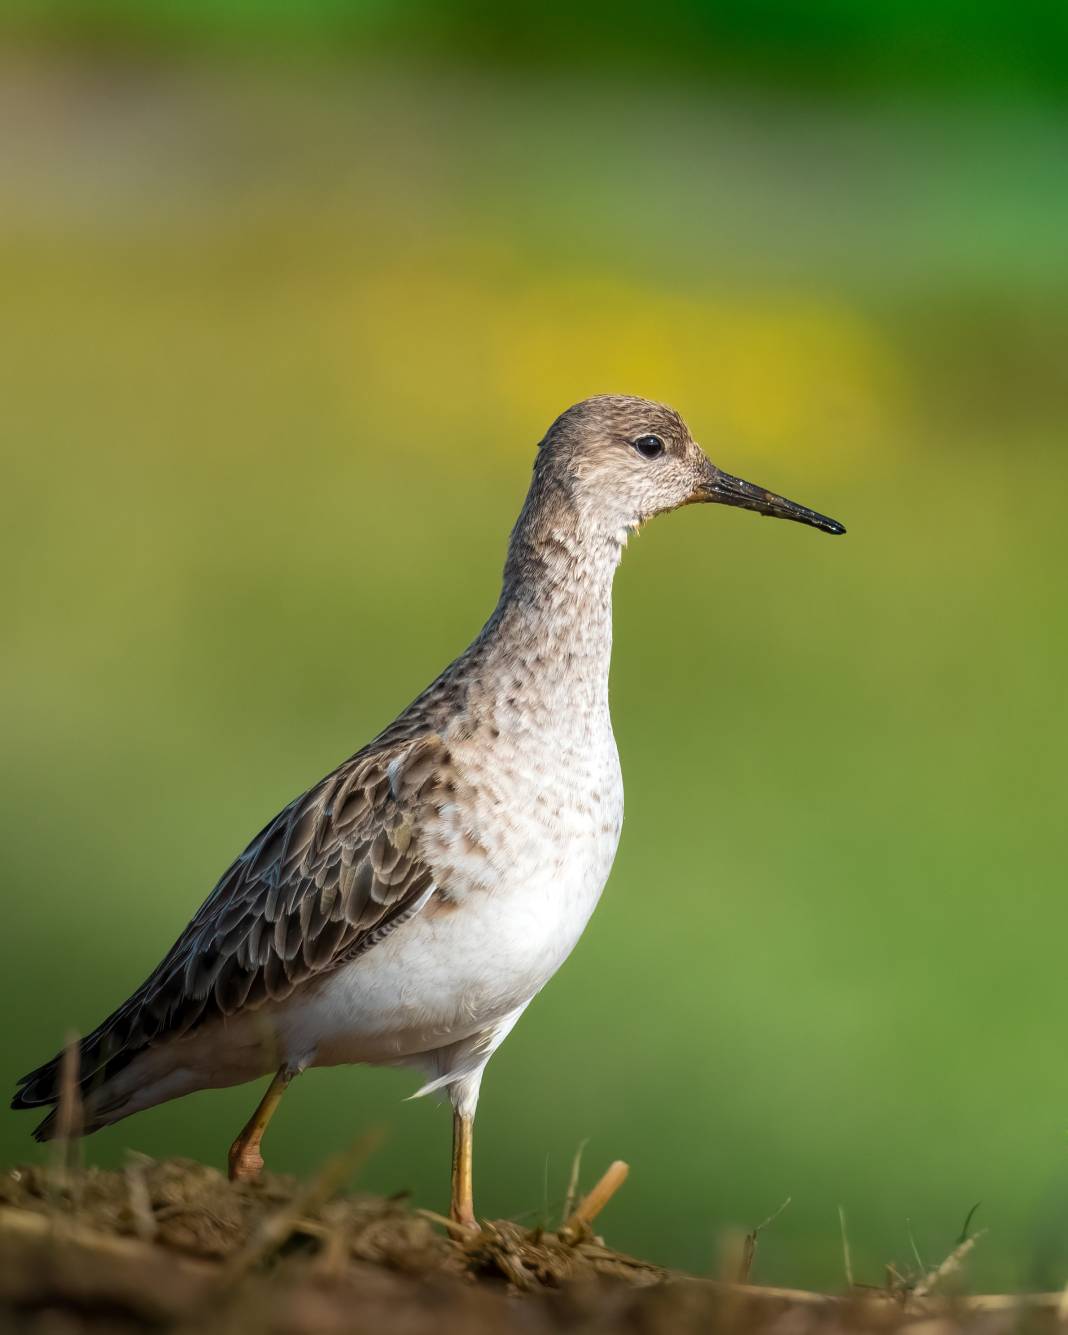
633, 434, 665, 459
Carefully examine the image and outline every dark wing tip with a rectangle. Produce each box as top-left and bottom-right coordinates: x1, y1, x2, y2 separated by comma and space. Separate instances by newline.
11, 1059, 59, 1111
31, 1109, 57, 1142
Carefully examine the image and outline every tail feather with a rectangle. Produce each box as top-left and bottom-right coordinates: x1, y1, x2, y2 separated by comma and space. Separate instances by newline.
12, 1050, 67, 1111
11, 1014, 146, 1138
13, 972, 212, 1121
13, 1036, 111, 1109
15, 1038, 167, 1140
29, 1092, 129, 1141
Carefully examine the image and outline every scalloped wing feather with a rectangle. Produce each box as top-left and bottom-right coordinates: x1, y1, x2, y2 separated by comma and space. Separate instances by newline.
12, 733, 446, 1113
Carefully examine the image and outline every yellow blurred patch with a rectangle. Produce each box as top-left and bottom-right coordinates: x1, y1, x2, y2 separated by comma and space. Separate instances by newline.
333, 259, 903, 471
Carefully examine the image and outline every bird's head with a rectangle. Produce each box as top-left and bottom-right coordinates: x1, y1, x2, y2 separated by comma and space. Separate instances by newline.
536, 394, 845, 539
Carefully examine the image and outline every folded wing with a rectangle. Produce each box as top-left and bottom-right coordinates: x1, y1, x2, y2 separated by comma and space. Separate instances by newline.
13, 732, 446, 1115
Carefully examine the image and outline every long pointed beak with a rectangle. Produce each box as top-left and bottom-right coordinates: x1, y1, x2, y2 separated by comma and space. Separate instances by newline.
696, 467, 846, 536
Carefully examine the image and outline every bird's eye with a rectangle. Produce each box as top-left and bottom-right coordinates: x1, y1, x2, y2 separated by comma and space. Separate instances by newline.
633, 435, 665, 459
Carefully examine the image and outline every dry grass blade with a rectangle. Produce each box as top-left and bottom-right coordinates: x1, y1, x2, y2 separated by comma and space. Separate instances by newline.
560, 1138, 589, 1228
736, 1196, 791, 1284
415, 1205, 480, 1239
559, 1160, 628, 1244
838, 1204, 854, 1288
911, 1229, 987, 1299
906, 1217, 925, 1275
123, 1153, 157, 1243
223, 1127, 383, 1278
311, 1201, 350, 1277
54, 1032, 84, 1190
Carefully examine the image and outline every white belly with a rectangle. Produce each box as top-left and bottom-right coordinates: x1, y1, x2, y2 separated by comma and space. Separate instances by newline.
283, 861, 598, 1068
276, 725, 624, 1071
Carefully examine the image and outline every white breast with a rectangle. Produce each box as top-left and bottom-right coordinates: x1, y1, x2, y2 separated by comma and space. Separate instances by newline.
278, 716, 624, 1071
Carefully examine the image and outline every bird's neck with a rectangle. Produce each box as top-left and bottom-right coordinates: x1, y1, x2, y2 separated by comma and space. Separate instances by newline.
482, 477, 624, 720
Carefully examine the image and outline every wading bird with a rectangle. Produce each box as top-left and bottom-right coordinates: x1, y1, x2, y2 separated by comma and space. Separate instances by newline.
13, 395, 844, 1227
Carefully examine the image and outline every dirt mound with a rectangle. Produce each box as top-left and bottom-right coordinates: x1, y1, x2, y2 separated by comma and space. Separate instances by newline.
0, 1157, 1057, 1333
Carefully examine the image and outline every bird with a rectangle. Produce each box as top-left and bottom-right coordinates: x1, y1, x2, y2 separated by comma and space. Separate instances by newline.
12, 395, 844, 1228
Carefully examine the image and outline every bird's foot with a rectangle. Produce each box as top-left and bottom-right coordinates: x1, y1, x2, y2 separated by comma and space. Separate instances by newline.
227, 1139, 265, 1183
449, 1205, 478, 1234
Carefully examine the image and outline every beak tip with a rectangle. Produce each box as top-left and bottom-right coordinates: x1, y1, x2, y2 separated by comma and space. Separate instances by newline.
702, 470, 846, 537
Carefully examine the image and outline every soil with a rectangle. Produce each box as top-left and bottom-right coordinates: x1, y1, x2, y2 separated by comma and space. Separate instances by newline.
0, 1158, 1055, 1334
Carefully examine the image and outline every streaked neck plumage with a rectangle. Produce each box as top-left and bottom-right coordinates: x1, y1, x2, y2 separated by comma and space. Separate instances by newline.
481, 465, 625, 731
380, 462, 627, 751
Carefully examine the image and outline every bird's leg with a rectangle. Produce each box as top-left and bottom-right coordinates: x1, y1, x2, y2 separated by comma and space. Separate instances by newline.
228, 1065, 295, 1183
450, 1108, 476, 1229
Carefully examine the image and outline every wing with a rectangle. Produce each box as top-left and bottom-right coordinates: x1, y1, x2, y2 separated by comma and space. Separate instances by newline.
13, 732, 446, 1109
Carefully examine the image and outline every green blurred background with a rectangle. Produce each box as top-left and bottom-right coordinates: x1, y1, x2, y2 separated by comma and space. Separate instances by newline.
2, 0, 1067, 1294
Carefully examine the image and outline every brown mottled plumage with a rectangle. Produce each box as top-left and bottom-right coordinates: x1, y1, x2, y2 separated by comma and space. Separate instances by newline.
15, 735, 446, 1136
13, 395, 844, 1224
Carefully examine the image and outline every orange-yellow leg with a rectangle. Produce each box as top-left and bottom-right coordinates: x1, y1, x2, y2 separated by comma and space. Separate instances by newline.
450, 1109, 476, 1229
228, 1065, 294, 1183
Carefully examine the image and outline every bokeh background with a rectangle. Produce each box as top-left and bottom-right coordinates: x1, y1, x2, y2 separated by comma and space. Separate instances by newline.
2, 0, 1067, 1294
